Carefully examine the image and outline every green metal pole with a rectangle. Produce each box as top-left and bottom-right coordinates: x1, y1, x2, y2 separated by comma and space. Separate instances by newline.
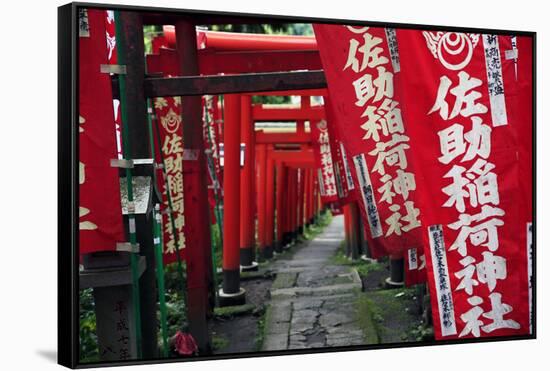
153, 204, 169, 357
203, 96, 223, 305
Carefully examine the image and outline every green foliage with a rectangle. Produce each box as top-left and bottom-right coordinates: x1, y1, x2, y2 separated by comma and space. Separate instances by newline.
408, 323, 435, 342
356, 262, 385, 278
143, 25, 161, 55
206, 23, 313, 36
355, 295, 381, 344
252, 95, 291, 105
214, 303, 256, 318
164, 262, 187, 294
331, 242, 384, 279
164, 289, 189, 337
212, 335, 229, 351
211, 223, 223, 270
255, 305, 271, 351
302, 210, 333, 240
79, 288, 99, 363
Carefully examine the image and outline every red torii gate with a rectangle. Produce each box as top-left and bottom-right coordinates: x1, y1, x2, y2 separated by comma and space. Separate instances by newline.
223, 93, 324, 303
147, 28, 329, 308
144, 25, 366, 350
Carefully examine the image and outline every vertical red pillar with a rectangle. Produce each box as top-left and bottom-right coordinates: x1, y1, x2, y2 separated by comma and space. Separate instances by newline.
220, 94, 245, 304
174, 20, 212, 351
264, 147, 275, 258
275, 162, 286, 253
302, 168, 309, 230
287, 168, 296, 244
295, 170, 300, 232
256, 143, 267, 260
343, 204, 351, 255
298, 169, 306, 235
307, 169, 313, 223
292, 169, 299, 237
239, 95, 257, 270
285, 168, 292, 243
313, 171, 319, 223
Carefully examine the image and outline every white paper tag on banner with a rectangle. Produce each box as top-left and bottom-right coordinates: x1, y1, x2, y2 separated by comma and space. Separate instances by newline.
385, 28, 401, 73
408, 248, 418, 270
428, 224, 457, 337
505, 49, 518, 60
353, 153, 383, 238
483, 34, 508, 127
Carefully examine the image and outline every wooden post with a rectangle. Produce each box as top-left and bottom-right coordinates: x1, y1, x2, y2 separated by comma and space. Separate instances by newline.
112, 10, 157, 359
349, 202, 360, 260
175, 19, 213, 351
386, 255, 405, 288
220, 93, 246, 305
264, 148, 275, 258
240, 95, 257, 270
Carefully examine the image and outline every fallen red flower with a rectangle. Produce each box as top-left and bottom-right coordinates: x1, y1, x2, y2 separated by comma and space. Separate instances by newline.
173, 331, 198, 356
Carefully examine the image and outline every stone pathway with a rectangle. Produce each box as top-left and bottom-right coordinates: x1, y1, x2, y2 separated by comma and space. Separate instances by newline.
262, 215, 365, 350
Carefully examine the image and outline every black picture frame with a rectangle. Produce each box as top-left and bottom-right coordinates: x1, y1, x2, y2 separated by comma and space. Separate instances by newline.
58, 2, 536, 368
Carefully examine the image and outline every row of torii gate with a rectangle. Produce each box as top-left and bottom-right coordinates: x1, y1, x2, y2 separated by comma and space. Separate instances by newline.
220, 94, 326, 295
107, 11, 370, 358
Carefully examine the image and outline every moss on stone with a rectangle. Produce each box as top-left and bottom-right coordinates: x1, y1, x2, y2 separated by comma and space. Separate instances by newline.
272, 272, 298, 290
355, 294, 381, 345
214, 303, 256, 318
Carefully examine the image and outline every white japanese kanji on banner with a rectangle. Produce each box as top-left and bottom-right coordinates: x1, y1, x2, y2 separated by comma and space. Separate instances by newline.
313, 25, 424, 259
79, 9, 125, 254
396, 29, 531, 339
310, 119, 339, 204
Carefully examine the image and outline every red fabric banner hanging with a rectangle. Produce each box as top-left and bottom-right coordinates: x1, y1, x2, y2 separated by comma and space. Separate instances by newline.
78, 9, 125, 254
152, 96, 187, 264
104, 11, 124, 164
396, 29, 530, 339
147, 48, 223, 265
313, 25, 424, 258
309, 118, 339, 204
324, 97, 357, 206
499, 35, 534, 333
202, 95, 223, 224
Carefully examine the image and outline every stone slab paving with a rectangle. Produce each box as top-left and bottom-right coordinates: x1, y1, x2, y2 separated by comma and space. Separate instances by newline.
262, 215, 366, 351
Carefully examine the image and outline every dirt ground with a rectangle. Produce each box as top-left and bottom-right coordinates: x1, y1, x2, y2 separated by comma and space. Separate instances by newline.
210, 277, 273, 354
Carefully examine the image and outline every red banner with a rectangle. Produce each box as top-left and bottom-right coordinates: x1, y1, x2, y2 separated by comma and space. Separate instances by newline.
500, 35, 534, 333
151, 96, 187, 264
324, 97, 357, 206
202, 95, 223, 224
78, 9, 125, 254
147, 48, 223, 264
314, 25, 424, 257
396, 29, 530, 339
309, 119, 339, 204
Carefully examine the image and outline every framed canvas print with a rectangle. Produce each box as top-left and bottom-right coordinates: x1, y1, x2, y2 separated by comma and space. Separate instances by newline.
58, 2, 536, 368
